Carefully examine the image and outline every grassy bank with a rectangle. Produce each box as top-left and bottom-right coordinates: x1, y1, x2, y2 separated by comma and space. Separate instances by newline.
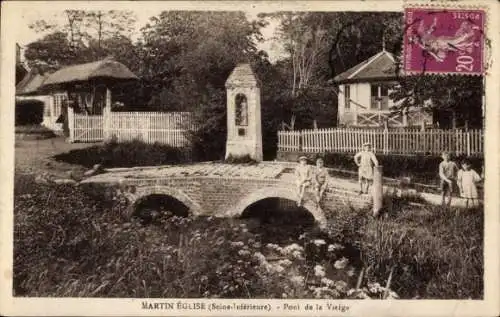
14, 174, 482, 299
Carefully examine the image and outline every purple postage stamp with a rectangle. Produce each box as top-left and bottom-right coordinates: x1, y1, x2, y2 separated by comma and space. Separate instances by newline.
404, 7, 485, 75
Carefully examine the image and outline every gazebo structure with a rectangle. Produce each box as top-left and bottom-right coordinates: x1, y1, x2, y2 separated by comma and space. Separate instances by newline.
333, 49, 433, 128
39, 58, 139, 137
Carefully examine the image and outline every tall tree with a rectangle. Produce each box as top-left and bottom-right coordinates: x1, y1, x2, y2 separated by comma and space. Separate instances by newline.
84, 10, 136, 51
26, 10, 138, 65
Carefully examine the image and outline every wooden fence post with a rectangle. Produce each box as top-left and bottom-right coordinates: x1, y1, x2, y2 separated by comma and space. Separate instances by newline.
103, 88, 111, 141
67, 106, 74, 143
466, 131, 471, 157
373, 165, 383, 217
299, 130, 303, 152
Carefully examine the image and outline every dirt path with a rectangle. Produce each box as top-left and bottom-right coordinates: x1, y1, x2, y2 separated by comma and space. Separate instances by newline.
15, 137, 99, 178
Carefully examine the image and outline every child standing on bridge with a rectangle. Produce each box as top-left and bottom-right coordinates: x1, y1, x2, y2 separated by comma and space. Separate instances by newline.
295, 156, 312, 206
313, 157, 329, 209
354, 143, 379, 194
439, 152, 458, 207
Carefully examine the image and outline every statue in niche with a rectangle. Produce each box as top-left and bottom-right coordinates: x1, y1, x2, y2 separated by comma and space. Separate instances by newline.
235, 93, 248, 126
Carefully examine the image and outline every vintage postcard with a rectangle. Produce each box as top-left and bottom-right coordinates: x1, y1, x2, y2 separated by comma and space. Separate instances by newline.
1, 0, 499, 316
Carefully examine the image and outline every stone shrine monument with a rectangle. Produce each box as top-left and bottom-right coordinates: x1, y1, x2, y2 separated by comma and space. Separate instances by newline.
225, 64, 263, 161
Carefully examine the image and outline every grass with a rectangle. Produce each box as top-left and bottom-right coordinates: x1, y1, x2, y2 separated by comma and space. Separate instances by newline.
53, 139, 191, 169
13, 173, 483, 299
324, 202, 483, 299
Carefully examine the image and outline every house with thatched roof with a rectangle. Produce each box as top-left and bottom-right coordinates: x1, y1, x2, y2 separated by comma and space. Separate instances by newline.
15, 58, 138, 134
15, 68, 67, 131
333, 49, 432, 128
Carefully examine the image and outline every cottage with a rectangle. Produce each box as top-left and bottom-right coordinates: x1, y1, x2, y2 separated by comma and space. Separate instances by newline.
333, 49, 432, 128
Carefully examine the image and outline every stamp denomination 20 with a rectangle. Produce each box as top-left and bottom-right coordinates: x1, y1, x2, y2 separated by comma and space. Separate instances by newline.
404, 7, 485, 75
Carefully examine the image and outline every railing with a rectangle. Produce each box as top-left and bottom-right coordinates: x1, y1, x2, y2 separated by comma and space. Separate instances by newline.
278, 128, 483, 156
69, 111, 195, 147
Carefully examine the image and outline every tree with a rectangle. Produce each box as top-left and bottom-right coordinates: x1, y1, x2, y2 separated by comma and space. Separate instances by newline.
390, 74, 483, 129
84, 10, 136, 49
139, 11, 266, 159
26, 10, 138, 65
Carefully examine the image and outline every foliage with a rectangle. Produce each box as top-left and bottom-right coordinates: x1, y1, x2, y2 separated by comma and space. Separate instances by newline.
260, 12, 402, 80
26, 10, 137, 65
53, 139, 189, 168
324, 204, 483, 299
15, 125, 55, 135
15, 99, 45, 126
389, 73, 483, 128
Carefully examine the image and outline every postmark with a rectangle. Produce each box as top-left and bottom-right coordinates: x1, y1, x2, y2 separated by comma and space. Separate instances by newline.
404, 6, 486, 75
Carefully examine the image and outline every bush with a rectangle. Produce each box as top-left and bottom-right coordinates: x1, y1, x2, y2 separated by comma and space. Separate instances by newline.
225, 154, 258, 164
15, 99, 44, 126
15, 125, 56, 140
53, 139, 190, 168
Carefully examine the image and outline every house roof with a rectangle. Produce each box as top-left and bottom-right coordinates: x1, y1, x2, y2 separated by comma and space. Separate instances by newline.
225, 63, 260, 88
41, 59, 139, 88
16, 71, 51, 96
333, 50, 399, 84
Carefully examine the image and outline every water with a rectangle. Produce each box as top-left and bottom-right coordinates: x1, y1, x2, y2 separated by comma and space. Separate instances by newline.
133, 196, 363, 295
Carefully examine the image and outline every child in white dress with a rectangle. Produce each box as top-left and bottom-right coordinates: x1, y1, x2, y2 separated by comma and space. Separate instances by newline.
354, 143, 379, 194
457, 160, 482, 208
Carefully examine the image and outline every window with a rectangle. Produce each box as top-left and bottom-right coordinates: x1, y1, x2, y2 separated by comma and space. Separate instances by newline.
344, 85, 350, 110
380, 85, 389, 110
53, 93, 67, 118
235, 93, 248, 126
370, 84, 390, 110
370, 85, 379, 109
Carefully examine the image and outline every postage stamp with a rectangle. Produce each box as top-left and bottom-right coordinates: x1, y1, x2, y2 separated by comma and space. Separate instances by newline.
404, 6, 486, 75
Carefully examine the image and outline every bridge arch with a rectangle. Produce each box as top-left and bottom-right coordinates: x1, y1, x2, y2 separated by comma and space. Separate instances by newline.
227, 187, 327, 227
126, 185, 202, 217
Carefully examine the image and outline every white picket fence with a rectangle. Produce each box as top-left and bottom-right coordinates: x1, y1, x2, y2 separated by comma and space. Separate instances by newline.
70, 111, 195, 147
278, 128, 483, 156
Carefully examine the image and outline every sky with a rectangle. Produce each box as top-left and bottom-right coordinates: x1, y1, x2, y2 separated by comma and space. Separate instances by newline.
17, 9, 286, 62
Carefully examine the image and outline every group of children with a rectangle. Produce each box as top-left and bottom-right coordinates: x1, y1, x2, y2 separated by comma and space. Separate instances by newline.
294, 142, 378, 209
294, 143, 482, 209
295, 156, 329, 208
439, 151, 482, 208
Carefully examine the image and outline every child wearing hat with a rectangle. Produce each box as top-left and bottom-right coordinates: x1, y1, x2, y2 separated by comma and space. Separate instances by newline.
457, 159, 482, 208
354, 143, 379, 194
295, 156, 312, 206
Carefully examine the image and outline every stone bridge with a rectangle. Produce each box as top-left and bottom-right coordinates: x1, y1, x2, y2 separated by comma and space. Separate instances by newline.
80, 162, 372, 226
